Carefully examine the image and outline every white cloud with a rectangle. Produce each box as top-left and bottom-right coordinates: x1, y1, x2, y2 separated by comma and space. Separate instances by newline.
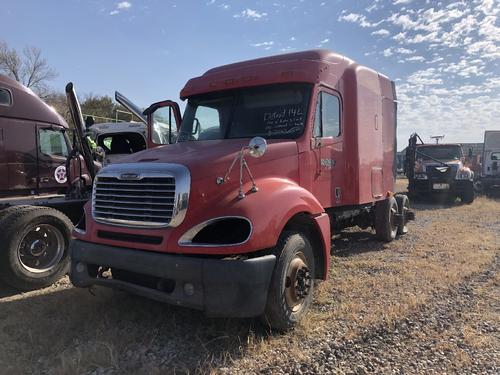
234, 8, 267, 19
320, 38, 329, 44
110, 1, 131, 15
395, 47, 415, 54
250, 41, 274, 48
383, 48, 393, 57
392, 32, 407, 41
406, 56, 425, 62
117, 1, 131, 9
372, 28, 390, 36
394, 0, 414, 4
406, 31, 440, 44
338, 13, 381, 28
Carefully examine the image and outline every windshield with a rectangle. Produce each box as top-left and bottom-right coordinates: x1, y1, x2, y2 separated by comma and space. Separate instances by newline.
177, 83, 312, 142
417, 145, 463, 161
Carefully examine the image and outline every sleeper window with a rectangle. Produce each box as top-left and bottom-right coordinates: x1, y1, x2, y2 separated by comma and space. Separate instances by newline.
314, 92, 341, 138
0, 88, 12, 106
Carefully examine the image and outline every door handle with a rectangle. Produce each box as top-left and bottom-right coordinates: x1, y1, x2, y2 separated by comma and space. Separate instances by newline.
40, 177, 50, 183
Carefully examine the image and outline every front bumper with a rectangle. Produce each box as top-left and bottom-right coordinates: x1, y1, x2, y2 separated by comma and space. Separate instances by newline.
70, 240, 276, 317
409, 179, 473, 195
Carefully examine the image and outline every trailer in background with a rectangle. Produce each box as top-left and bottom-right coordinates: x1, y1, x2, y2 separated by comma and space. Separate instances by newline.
481, 130, 500, 196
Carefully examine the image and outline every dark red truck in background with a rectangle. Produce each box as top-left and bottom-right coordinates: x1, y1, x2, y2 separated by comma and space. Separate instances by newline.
0, 74, 180, 291
70, 49, 415, 330
0, 75, 92, 290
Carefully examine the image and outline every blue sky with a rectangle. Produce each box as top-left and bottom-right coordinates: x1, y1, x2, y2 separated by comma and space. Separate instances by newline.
1, 0, 499, 148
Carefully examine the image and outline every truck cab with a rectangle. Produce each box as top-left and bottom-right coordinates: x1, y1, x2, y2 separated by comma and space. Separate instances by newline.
70, 50, 413, 330
406, 137, 474, 203
88, 122, 147, 166
0, 74, 73, 199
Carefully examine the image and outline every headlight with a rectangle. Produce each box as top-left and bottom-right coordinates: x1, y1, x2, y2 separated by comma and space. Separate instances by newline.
456, 168, 472, 180
415, 173, 428, 180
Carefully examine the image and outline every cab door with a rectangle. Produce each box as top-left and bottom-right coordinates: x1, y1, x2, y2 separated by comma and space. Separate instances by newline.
310, 88, 343, 208
37, 125, 70, 194
143, 100, 182, 148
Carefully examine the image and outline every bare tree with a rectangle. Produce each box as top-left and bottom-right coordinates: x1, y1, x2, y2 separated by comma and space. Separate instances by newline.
0, 40, 57, 97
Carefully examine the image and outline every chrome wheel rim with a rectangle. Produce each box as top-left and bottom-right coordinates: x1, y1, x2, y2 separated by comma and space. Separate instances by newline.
17, 224, 65, 274
284, 252, 312, 312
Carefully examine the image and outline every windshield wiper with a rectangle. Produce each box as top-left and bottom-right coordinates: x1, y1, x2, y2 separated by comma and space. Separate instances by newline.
415, 150, 454, 168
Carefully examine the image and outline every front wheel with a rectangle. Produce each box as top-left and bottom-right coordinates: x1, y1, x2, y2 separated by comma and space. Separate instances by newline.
261, 231, 315, 331
461, 183, 475, 204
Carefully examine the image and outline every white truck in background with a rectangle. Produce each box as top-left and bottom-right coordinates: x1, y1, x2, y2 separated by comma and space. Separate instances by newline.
481, 130, 500, 196
86, 91, 178, 166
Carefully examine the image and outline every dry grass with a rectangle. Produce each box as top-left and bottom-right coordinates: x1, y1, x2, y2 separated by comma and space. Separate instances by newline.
0, 183, 498, 374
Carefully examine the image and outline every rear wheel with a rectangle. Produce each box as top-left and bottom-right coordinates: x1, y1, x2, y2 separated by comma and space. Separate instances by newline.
261, 231, 315, 331
395, 194, 410, 235
0, 206, 72, 290
375, 197, 398, 242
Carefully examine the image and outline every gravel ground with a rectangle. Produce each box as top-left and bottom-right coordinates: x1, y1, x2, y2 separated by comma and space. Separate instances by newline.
0, 189, 499, 374
255, 255, 499, 375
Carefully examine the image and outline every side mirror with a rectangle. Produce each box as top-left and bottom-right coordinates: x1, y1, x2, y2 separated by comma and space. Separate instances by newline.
248, 137, 267, 158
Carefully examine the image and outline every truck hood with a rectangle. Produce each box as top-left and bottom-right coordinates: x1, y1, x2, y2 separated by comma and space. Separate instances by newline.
115, 139, 298, 181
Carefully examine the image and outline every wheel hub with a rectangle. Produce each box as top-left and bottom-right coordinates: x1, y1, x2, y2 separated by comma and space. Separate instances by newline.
29, 239, 48, 257
18, 224, 64, 274
284, 254, 312, 312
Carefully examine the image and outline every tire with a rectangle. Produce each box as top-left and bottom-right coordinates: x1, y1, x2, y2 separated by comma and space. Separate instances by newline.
395, 194, 410, 235
461, 184, 475, 204
375, 197, 398, 242
261, 231, 315, 331
0, 206, 73, 291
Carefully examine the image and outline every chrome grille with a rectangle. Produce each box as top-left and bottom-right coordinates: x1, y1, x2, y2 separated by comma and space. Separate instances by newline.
92, 163, 190, 229
93, 176, 175, 227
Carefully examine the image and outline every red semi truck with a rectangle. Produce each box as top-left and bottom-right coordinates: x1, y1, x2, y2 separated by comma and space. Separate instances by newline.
70, 50, 414, 330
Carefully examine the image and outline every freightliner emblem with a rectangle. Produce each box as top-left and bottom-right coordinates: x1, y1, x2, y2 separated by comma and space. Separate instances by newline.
119, 172, 141, 180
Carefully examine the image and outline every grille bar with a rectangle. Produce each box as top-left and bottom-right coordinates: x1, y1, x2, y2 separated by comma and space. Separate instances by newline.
95, 186, 175, 193
95, 192, 174, 200
96, 181, 175, 187
94, 210, 172, 219
94, 204, 173, 212
94, 199, 174, 206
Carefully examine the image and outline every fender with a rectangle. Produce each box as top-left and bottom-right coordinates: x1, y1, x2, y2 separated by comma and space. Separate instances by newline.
166, 177, 329, 256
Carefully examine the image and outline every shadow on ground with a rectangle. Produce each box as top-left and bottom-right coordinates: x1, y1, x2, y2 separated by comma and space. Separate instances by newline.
332, 230, 386, 257
0, 281, 20, 299
0, 280, 275, 373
